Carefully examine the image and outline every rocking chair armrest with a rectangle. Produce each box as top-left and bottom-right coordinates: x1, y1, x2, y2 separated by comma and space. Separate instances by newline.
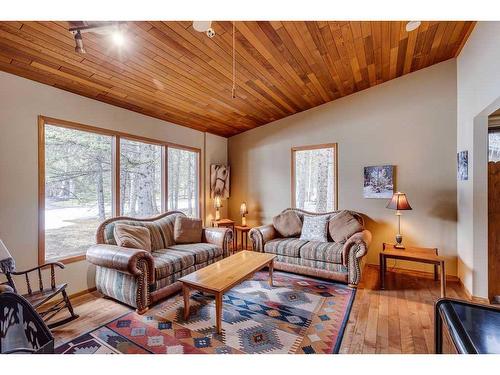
10, 261, 65, 276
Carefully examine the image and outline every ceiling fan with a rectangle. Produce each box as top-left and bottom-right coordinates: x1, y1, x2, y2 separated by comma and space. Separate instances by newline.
192, 21, 215, 38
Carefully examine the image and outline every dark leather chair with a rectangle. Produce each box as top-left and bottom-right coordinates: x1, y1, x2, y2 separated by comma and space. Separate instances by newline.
0, 290, 54, 354
435, 298, 500, 354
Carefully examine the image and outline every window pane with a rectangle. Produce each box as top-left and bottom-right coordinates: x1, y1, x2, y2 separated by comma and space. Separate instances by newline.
489, 131, 500, 162
120, 139, 162, 217
168, 148, 199, 217
44, 125, 112, 261
294, 147, 335, 212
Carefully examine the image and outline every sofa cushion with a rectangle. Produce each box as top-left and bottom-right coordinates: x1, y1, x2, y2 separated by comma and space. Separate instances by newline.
174, 216, 203, 244
103, 213, 185, 250
329, 210, 363, 243
152, 249, 195, 279
264, 238, 308, 258
114, 223, 152, 251
272, 211, 302, 237
299, 241, 344, 264
299, 215, 329, 242
167, 243, 223, 264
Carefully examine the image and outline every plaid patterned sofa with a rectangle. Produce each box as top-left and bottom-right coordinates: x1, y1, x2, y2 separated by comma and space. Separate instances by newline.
249, 208, 371, 287
86, 211, 232, 313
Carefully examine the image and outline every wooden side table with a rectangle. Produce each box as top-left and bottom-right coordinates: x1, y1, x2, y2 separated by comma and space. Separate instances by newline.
380, 243, 446, 297
212, 219, 236, 251
234, 225, 251, 252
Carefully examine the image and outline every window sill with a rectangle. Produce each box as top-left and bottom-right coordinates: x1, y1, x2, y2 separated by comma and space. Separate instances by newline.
41, 254, 86, 266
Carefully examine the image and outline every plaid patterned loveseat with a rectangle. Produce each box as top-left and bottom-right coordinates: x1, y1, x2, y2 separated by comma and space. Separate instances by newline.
249, 208, 371, 287
86, 211, 233, 313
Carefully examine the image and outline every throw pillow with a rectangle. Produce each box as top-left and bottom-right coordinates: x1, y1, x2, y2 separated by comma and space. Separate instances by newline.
272, 210, 302, 237
328, 210, 363, 243
299, 215, 329, 242
174, 216, 203, 244
114, 223, 152, 251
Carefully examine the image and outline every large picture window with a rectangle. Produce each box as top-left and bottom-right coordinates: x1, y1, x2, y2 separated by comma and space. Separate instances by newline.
291, 144, 337, 212
39, 116, 201, 264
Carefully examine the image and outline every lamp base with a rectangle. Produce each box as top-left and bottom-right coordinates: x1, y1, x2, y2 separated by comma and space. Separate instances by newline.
395, 234, 404, 249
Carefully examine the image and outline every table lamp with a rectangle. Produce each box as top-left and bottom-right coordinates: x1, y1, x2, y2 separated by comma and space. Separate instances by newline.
386, 192, 412, 249
214, 195, 222, 221
240, 202, 248, 226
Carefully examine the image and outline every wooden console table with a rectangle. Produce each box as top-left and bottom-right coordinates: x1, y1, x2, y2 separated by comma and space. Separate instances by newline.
380, 243, 446, 297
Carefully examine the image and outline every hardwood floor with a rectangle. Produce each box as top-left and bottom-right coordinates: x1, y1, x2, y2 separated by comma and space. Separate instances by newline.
52, 264, 467, 352
51, 291, 131, 346
339, 265, 466, 354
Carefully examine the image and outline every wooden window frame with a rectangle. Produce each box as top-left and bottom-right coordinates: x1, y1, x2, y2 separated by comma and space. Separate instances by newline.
38, 115, 202, 265
291, 143, 338, 212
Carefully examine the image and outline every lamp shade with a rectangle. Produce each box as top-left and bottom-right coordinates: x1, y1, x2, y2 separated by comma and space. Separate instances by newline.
240, 202, 248, 215
214, 196, 222, 209
386, 192, 412, 210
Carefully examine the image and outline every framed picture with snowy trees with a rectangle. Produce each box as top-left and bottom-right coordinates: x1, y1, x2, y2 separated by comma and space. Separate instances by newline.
363, 165, 395, 198
291, 143, 338, 212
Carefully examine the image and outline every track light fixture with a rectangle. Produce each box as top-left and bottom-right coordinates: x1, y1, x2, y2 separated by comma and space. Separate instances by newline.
74, 30, 86, 54
69, 22, 127, 54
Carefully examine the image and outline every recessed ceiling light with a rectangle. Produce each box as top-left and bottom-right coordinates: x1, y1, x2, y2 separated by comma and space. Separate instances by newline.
406, 21, 421, 32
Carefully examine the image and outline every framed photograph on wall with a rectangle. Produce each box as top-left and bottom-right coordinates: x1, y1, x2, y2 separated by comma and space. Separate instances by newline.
363, 165, 395, 198
210, 164, 230, 198
457, 150, 468, 181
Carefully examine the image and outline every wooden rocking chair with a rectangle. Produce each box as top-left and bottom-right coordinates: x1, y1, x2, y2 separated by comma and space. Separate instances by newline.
0, 240, 79, 329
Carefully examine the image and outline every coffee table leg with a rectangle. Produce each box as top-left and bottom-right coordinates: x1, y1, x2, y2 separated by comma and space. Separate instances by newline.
183, 284, 190, 320
269, 259, 274, 287
215, 292, 223, 334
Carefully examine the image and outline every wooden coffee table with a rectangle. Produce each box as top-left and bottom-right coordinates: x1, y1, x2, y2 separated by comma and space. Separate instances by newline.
179, 250, 276, 334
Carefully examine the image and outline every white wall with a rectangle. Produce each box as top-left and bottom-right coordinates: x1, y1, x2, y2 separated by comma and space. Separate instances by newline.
204, 132, 229, 222
228, 60, 458, 275
0, 71, 227, 295
457, 21, 500, 298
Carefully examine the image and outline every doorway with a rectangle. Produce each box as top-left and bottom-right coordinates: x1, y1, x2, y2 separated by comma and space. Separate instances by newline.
488, 109, 500, 304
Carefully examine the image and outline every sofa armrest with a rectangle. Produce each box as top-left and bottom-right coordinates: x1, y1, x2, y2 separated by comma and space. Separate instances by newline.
342, 229, 372, 267
202, 227, 233, 257
249, 224, 278, 252
86, 244, 155, 284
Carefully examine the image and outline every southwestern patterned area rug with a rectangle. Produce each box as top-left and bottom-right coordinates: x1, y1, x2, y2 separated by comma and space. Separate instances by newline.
56, 271, 355, 354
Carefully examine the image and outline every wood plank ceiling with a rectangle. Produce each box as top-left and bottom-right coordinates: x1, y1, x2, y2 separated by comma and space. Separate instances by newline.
0, 21, 475, 137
